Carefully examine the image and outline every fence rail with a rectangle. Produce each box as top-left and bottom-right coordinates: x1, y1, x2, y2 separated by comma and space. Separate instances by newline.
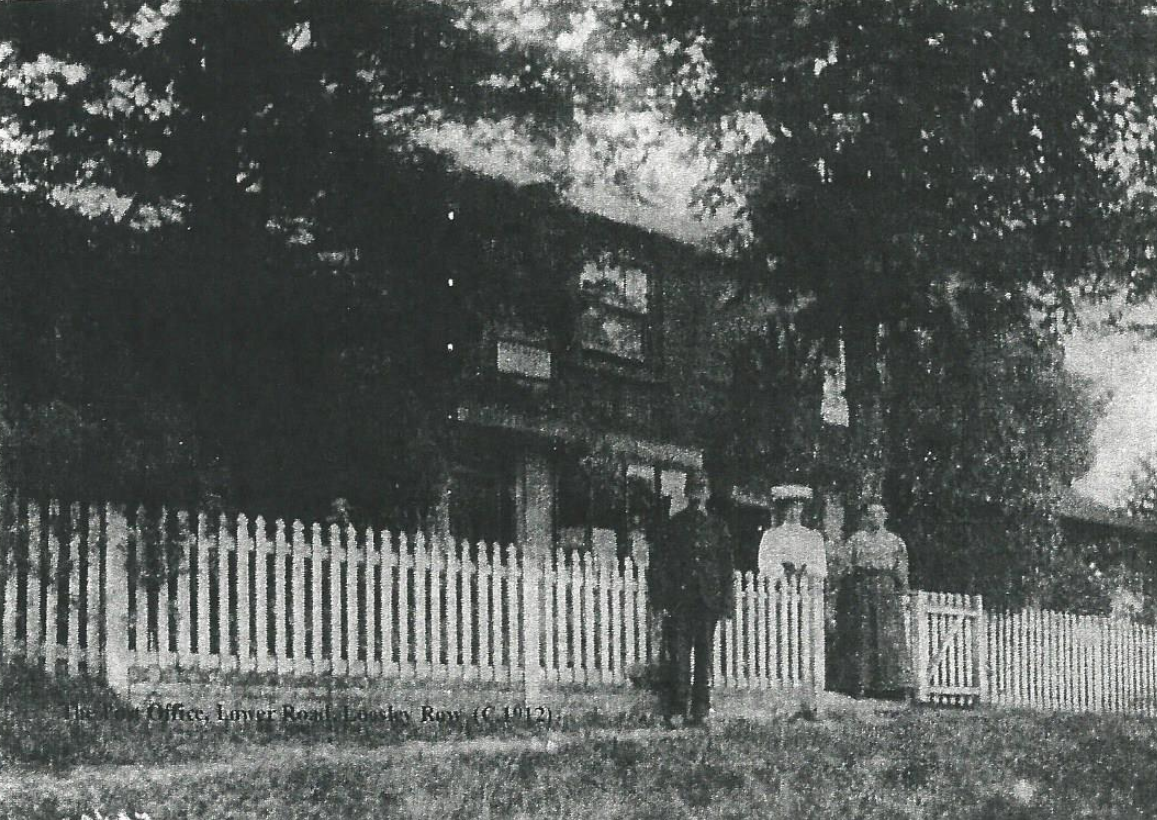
0, 498, 824, 700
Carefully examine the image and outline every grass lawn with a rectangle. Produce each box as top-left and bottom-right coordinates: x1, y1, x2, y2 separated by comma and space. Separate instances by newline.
4, 707, 1157, 819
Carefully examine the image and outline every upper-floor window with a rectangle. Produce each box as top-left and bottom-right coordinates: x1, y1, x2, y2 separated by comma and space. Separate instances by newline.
579, 253, 650, 362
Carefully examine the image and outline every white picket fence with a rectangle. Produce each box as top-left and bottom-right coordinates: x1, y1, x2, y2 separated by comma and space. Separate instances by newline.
0, 499, 825, 699
909, 590, 1157, 716
985, 608, 1157, 716
11, 498, 1157, 717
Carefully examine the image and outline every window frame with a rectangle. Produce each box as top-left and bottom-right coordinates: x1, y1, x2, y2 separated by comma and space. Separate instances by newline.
577, 253, 654, 366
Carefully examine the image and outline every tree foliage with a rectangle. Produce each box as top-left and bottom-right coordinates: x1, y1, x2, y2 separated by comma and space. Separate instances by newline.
884, 286, 1100, 603
616, 0, 1155, 597
1124, 452, 1157, 521
0, 0, 585, 522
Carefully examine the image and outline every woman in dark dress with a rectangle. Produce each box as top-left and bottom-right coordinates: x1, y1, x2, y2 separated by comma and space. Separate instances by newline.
834, 504, 913, 698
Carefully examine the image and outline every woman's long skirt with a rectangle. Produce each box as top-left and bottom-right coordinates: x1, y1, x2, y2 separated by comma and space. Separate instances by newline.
832, 567, 912, 698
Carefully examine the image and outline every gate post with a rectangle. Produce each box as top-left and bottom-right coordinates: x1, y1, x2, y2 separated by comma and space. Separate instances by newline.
808, 571, 826, 708
104, 504, 132, 695
911, 591, 929, 703
1, 495, 15, 666
521, 547, 543, 706
973, 594, 987, 704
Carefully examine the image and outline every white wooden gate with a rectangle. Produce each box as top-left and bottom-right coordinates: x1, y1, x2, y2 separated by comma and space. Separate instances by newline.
909, 591, 986, 705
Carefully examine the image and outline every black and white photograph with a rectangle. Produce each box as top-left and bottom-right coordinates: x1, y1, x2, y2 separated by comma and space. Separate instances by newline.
1, 1, 1156, 817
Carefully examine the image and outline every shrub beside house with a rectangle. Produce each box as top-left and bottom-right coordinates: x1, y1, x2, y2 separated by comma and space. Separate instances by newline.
1056, 488, 1157, 621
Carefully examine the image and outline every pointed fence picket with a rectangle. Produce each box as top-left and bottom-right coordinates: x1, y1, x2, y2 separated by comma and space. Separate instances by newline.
27, 502, 42, 664
291, 521, 307, 675
84, 504, 102, 675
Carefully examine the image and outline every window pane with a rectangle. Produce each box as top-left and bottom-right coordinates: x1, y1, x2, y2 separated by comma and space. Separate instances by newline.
581, 304, 644, 360
554, 454, 630, 549
580, 258, 648, 313
622, 267, 649, 312
556, 457, 590, 531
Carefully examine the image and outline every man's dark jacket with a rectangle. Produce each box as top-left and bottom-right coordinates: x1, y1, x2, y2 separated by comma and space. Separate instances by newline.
650, 502, 735, 619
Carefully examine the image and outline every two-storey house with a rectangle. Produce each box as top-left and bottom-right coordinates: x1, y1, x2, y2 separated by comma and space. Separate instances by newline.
441, 177, 757, 566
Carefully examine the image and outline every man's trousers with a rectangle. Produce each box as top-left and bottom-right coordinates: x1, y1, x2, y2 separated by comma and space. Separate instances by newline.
662, 606, 718, 721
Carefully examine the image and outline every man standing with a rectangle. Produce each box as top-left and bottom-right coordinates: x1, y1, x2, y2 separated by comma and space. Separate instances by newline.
650, 470, 735, 726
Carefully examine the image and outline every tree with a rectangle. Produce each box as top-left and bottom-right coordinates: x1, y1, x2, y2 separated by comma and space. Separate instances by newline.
1124, 453, 1157, 521
626, 0, 1155, 504
597, 0, 1153, 599
1, 1, 1150, 600
0, 0, 588, 522
884, 284, 1099, 603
